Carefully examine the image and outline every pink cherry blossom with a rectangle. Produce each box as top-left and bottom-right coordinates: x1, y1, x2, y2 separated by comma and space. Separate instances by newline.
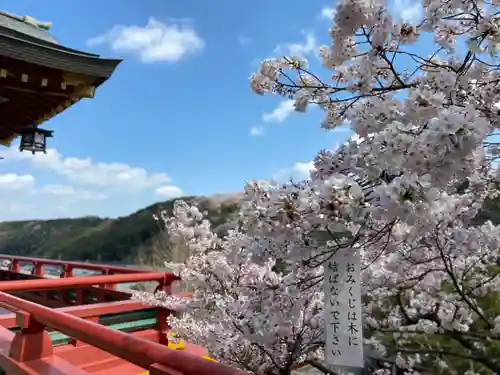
136, 1, 500, 374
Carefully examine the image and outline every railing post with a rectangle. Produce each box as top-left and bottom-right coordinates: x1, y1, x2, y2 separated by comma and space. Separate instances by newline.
9, 311, 53, 362
97, 288, 107, 303
62, 265, 73, 278
31, 262, 44, 277
76, 288, 86, 305
156, 308, 169, 346
31, 262, 50, 300
102, 269, 117, 290
154, 273, 181, 346
57, 265, 74, 304
154, 273, 180, 295
10, 259, 20, 273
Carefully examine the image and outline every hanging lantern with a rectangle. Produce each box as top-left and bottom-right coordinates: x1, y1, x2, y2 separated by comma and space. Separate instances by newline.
19, 126, 53, 154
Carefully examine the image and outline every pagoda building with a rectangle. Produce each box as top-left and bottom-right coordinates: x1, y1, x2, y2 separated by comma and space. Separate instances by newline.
0, 10, 121, 153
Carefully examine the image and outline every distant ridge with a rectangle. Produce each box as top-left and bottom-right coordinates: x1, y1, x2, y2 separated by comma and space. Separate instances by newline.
0, 193, 241, 264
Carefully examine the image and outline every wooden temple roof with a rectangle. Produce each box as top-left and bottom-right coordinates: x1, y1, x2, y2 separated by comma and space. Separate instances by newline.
0, 11, 122, 144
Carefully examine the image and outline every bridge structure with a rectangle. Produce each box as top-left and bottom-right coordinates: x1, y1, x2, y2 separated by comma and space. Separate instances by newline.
0, 254, 247, 375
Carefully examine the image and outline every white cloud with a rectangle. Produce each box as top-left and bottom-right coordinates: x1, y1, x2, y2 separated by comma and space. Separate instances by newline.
273, 161, 315, 182
263, 100, 295, 123
319, 6, 336, 20
87, 17, 204, 63
0, 173, 35, 191
0, 147, 185, 220
254, 103, 350, 142
293, 161, 316, 180
249, 126, 265, 137
41, 184, 107, 201
393, 0, 423, 24
238, 35, 252, 46
273, 31, 317, 57
1, 148, 171, 190
156, 185, 184, 198
273, 144, 342, 183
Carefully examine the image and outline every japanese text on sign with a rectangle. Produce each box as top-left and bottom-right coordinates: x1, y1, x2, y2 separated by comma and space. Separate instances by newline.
324, 248, 363, 368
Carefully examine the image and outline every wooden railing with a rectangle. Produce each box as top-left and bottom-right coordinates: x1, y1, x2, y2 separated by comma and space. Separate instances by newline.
0, 290, 246, 375
0, 254, 149, 276
0, 256, 245, 375
0, 300, 154, 328
0, 255, 181, 292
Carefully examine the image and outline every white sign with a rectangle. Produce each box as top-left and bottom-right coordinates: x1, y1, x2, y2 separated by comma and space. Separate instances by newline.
324, 248, 364, 368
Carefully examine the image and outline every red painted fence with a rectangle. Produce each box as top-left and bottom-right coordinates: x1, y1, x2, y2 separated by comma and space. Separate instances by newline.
0, 255, 248, 375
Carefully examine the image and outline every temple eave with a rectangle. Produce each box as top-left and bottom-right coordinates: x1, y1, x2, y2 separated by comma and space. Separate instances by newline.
0, 10, 121, 151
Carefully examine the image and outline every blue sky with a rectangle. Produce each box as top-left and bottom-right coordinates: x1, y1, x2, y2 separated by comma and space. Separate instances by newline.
0, 0, 415, 221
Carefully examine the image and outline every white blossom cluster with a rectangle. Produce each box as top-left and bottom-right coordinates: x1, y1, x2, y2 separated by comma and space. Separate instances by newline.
135, 0, 500, 374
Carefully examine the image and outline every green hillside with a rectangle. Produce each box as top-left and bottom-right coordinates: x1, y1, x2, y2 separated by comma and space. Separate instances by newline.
0, 194, 240, 264
0, 190, 498, 266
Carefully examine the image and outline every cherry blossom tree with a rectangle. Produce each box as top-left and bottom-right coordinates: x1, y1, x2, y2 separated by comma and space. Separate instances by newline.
135, 0, 500, 374
134, 197, 327, 375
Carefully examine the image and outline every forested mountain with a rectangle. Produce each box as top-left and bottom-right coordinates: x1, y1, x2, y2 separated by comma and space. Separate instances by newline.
0, 194, 241, 264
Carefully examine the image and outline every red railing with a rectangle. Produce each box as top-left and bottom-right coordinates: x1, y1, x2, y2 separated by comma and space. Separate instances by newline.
0, 290, 246, 375
0, 255, 180, 292
0, 299, 153, 328
0, 255, 149, 276
0, 255, 246, 375
0, 272, 175, 292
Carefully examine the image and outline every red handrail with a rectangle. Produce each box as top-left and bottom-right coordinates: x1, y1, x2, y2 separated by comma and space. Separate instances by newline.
0, 300, 152, 328
0, 272, 177, 292
0, 255, 147, 274
0, 292, 247, 375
